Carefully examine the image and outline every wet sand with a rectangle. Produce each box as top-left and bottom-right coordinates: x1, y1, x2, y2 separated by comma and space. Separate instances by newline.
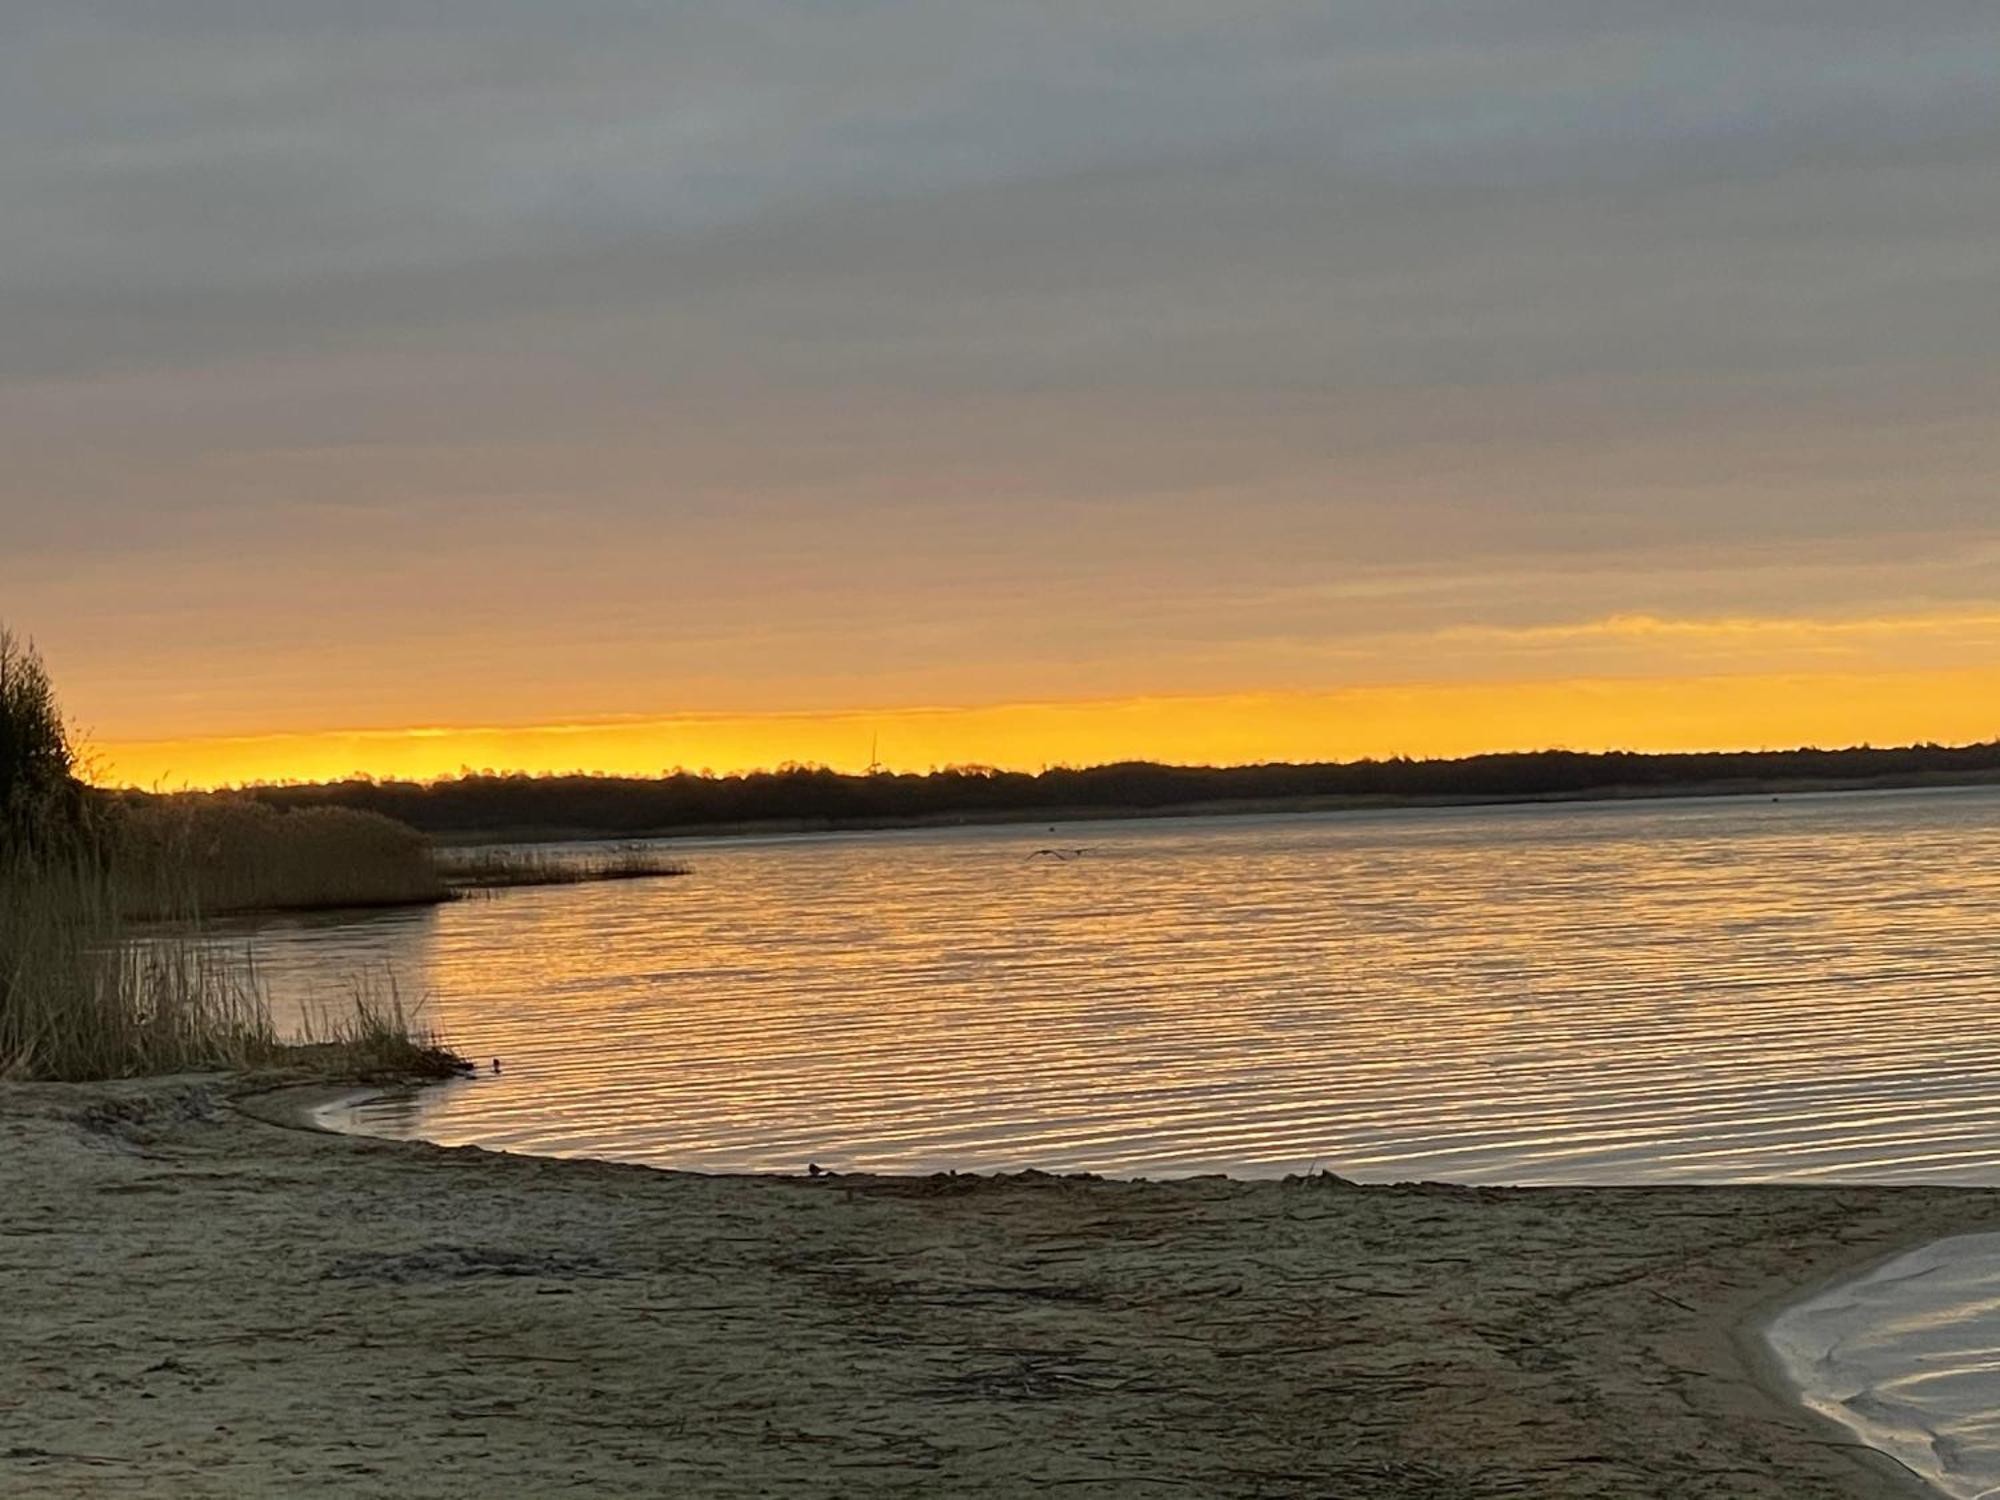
3, 1078, 1993, 1498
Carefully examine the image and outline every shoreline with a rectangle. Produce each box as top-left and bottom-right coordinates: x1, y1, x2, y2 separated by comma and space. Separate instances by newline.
291, 1080, 1968, 1500
1760, 1233, 2000, 1500
237, 1078, 414, 1135
426, 770, 2000, 848
1734, 1244, 1954, 1500
5, 1076, 1992, 1496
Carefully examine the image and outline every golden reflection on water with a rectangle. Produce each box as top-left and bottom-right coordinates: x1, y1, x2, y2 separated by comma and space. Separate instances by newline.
240, 787, 2000, 1182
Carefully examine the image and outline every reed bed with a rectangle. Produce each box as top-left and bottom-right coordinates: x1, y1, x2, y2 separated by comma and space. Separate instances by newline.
108, 796, 449, 918
434, 842, 690, 891
1, 624, 463, 1081
0, 846, 269, 1080
287, 973, 468, 1081
0, 843, 466, 1082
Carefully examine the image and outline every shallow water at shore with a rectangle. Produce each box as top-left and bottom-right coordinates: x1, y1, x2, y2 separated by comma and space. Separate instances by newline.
221, 784, 2000, 1184
1769, 1232, 2000, 1499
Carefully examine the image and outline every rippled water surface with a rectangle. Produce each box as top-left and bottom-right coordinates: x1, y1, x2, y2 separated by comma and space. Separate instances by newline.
236, 787, 2000, 1181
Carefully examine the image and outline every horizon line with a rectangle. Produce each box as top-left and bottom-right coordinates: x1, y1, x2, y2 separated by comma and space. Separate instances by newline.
92, 736, 2000, 796
83, 667, 2000, 793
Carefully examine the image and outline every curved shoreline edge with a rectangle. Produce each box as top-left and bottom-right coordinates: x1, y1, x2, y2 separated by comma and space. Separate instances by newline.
1754, 1232, 2000, 1500
1738, 1243, 1960, 1500
278, 1080, 1989, 1499
233, 1078, 423, 1136
265, 1078, 1969, 1499
9, 1074, 1998, 1498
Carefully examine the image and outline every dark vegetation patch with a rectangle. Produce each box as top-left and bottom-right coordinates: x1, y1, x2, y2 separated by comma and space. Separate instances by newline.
172, 741, 2000, 841
2, 624, 464, 1081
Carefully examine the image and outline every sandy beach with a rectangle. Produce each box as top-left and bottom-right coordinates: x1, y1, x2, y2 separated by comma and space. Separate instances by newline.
2, 1078, 1992, 1498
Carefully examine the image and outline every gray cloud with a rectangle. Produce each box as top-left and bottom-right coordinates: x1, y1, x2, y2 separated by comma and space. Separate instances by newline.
4, 2, 1998, 736
9, 6, 1999, 296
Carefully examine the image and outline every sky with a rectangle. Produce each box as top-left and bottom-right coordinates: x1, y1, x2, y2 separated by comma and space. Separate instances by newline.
4, 3, 1997, 786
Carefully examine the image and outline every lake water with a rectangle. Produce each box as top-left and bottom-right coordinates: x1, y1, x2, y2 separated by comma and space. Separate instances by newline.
229, 785, 2000, 1183
1769, 1233, 2000, 1500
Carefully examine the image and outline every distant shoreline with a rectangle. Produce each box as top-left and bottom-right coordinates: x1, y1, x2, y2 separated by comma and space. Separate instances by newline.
103, 741, 2000, 849
428, 766, 2000, 847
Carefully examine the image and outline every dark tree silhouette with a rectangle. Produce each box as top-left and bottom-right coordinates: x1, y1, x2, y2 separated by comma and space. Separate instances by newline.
108, 741, 2000, 841
0, 628, 80, 842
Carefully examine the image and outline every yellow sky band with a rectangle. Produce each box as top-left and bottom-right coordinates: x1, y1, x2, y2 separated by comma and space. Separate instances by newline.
92, 664, 2000, 790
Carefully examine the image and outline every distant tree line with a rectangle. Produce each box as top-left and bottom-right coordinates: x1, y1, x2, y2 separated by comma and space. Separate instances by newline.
113, 742, 2000, 840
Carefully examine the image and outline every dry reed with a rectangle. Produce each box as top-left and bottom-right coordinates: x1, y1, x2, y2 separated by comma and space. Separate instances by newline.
108, 796, 449, 918
434, 842, 690, 891
1, 624, 463, 1080
0, 844, 466, 1081
1, 843, 265, 1079
289, 973, 468, 1080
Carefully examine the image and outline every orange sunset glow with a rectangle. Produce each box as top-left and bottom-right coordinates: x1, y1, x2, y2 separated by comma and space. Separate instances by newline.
86, 664, 2000, 790
60, 601, 2000, 786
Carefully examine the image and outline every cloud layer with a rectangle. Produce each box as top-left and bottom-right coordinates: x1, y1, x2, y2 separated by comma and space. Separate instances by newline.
5, 3, 1997, 761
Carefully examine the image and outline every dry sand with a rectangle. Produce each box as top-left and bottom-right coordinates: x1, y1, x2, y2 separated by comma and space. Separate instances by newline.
3, 1078, 1994, 1498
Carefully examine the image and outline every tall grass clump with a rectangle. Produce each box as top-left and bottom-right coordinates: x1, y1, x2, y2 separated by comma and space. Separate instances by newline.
293, 972, 467, 1080
109, 794, 449, 919
1, 627, 267, 1076
0, 853, 278, 1079
0, 625, 461, 1080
